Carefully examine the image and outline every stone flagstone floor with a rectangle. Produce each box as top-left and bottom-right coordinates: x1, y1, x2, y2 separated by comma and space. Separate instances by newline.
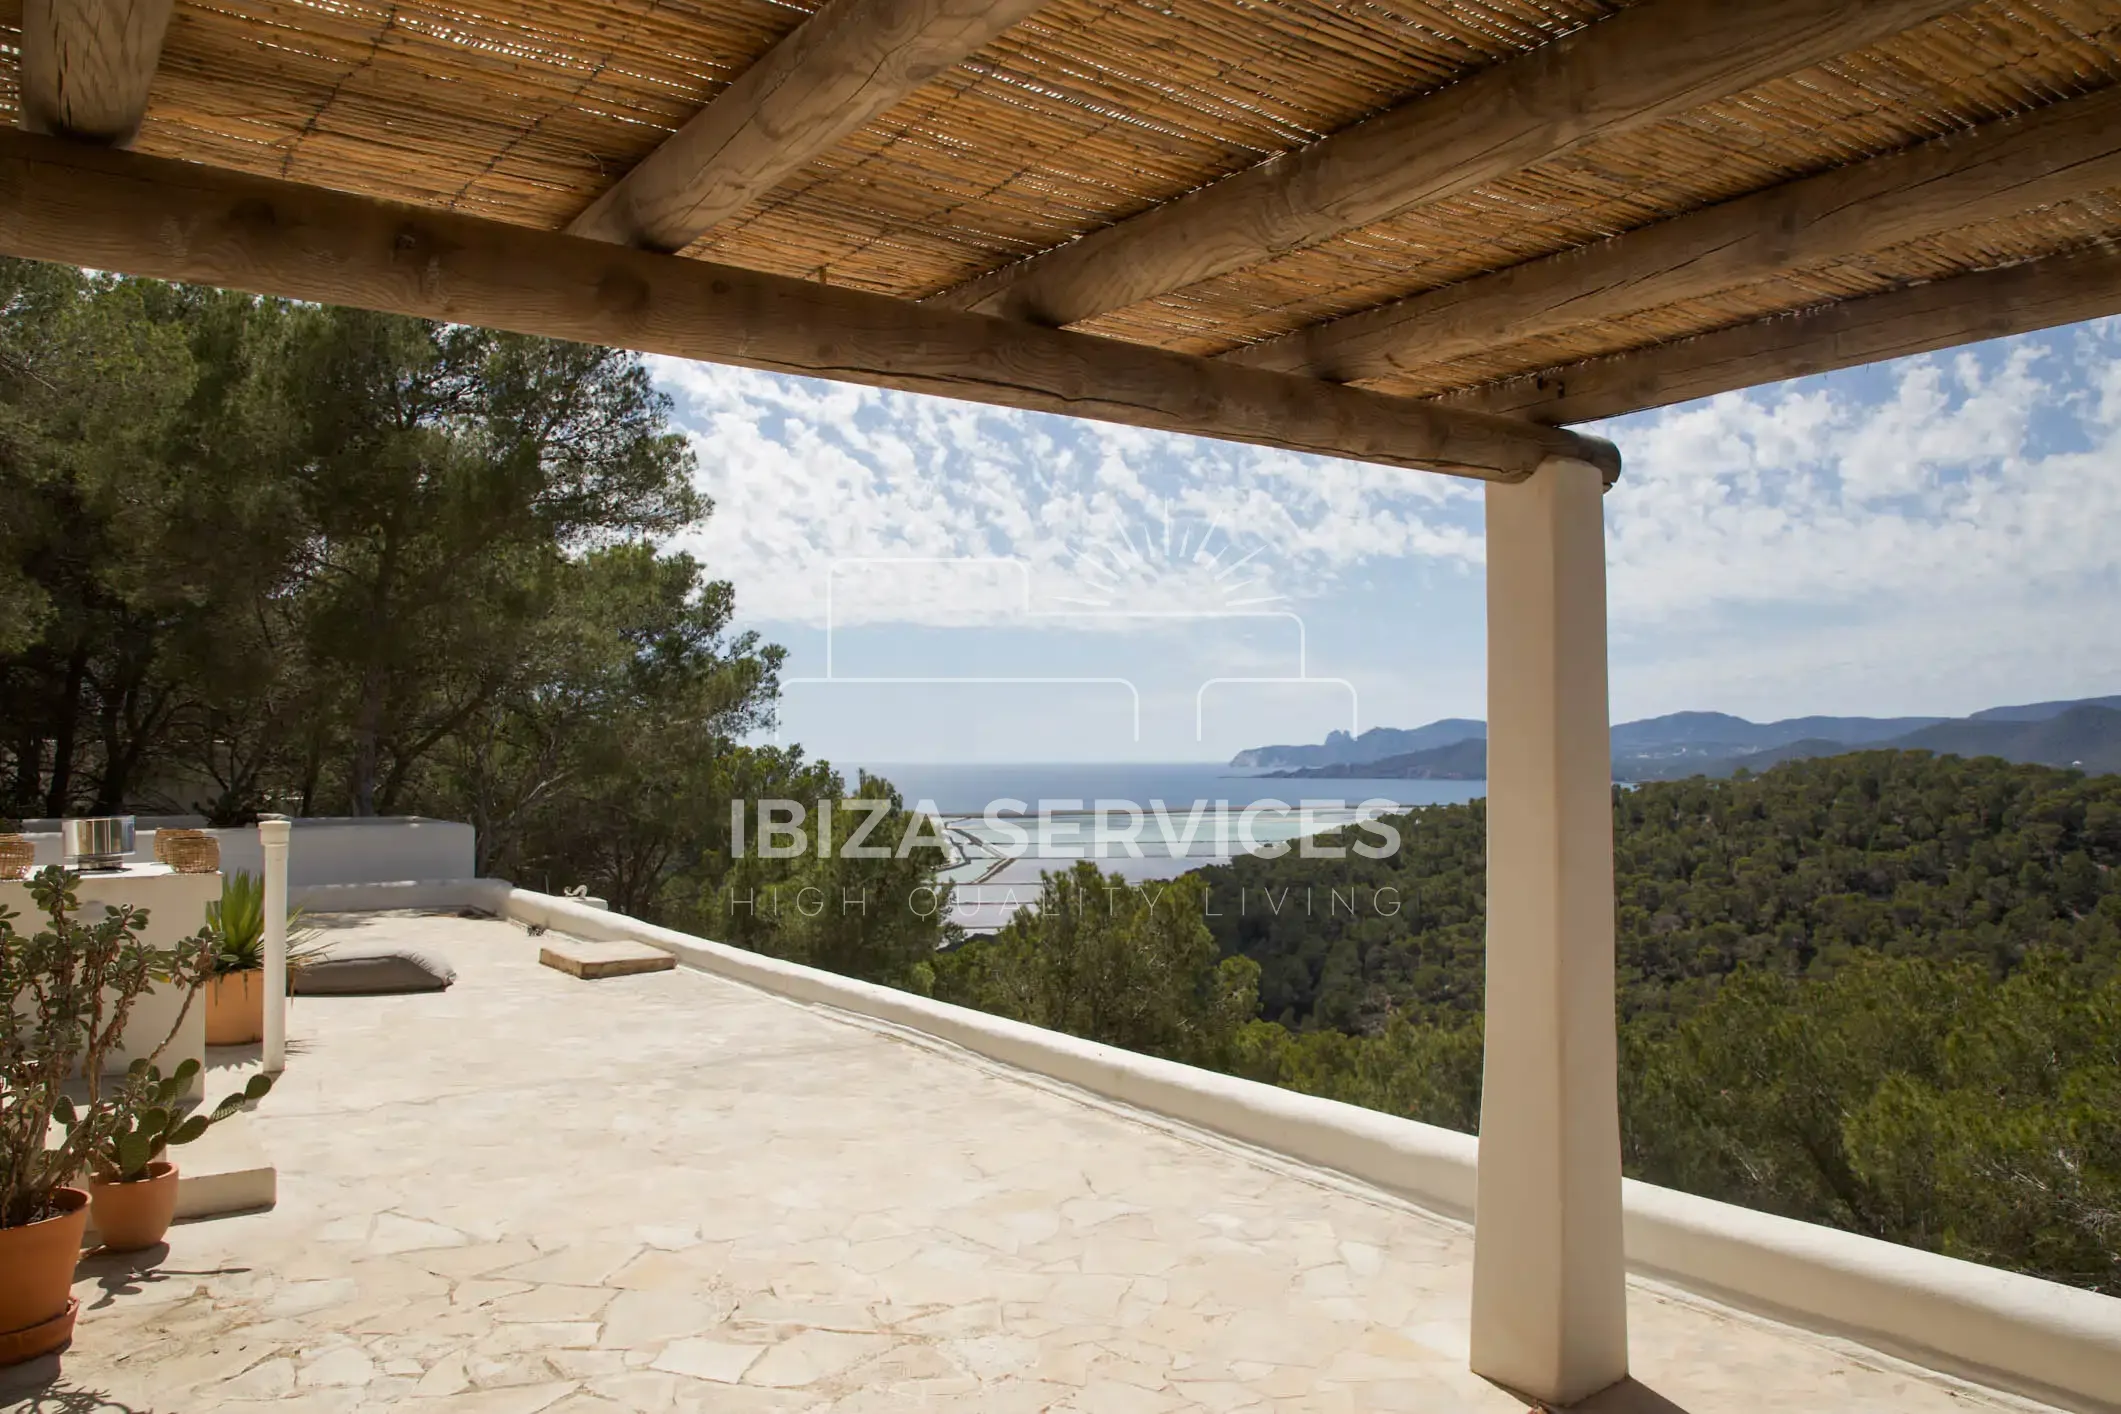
0, 912, 2066, 1413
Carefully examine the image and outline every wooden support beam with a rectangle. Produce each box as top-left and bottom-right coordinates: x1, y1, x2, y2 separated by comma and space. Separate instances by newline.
1230, 84, 2121, 385
927, 0, 1965, 327
568, 0, 1050, 251
1439, 243, 2121, 426
18, 0, 174, 147
0, 130, 1616, 484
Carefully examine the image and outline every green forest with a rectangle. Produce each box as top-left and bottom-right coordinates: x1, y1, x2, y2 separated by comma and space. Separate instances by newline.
938, 752, 2121, 1296
0, 260, 951, 962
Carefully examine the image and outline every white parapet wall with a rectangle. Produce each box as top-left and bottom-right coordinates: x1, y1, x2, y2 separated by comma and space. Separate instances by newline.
21, 817, 475, 899
315, 878, 2121, 1414
1620, 1180, 2121, 1414
0, 865, 214, 1102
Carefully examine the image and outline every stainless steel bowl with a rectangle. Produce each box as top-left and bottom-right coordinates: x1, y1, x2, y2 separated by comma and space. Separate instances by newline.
61, 815, 136, 871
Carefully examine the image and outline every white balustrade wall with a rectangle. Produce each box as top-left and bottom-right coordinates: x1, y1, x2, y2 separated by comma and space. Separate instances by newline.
18, 817, 474, 900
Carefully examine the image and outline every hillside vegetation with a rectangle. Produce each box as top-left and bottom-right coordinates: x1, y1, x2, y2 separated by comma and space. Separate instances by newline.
1210, 750, 2121, 1029
941, 752, 2121, 1294
0, 260, 952, 962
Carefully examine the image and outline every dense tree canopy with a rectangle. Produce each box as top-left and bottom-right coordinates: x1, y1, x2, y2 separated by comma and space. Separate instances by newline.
1627, 951, 2119, 1292
1200, 751, 2121, 1030
0, 260, 951, 967
1, 263, 714, 824
705, 771, 959, 989
934, 865, 1260, 1069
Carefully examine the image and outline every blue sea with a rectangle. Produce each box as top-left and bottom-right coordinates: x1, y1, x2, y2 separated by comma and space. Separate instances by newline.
855, 763, 1486, 932
856, 761, 1486, 815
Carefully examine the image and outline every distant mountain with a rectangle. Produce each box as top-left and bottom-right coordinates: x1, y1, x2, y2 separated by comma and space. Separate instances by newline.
1237, 710, 1949, 771
1236, 696, 2121, 781
1265, 737, 1487, 781
1232, 719, 1485, 770
1968, 695, 2121, 723
1609, 711, 1944, 756
1890, 705, 2121, 773
1606, 711, 1766, 753
1621, 738, 1847, 780
1624, 705, 2121, 780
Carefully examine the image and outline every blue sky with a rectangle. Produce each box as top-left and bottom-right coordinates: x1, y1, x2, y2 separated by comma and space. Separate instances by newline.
651, 317, 2121, 765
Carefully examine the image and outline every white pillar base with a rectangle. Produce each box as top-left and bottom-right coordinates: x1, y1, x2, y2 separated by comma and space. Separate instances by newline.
1470, 457, 1628, 1405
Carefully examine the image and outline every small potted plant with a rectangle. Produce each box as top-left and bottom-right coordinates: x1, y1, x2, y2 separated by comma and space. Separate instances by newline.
204, 870, 321, 1045
69, 1058, 271, 1251
0, 868, 217, 1363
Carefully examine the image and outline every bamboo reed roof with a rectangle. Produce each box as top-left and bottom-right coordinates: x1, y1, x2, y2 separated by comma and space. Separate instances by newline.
5, 0, 2121, 413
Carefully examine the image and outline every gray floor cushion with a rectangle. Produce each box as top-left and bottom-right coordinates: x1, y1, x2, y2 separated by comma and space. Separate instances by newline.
292, 944, 456, 995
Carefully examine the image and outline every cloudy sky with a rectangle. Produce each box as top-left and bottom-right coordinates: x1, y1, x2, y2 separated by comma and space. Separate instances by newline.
652, 316, 2121, 765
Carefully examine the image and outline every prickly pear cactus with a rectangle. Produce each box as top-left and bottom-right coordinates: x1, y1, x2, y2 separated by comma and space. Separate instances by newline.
62, 1058, 275, 1184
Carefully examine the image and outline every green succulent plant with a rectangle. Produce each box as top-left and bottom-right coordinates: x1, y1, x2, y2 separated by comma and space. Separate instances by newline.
208, 870, 325, 977
59, 1058, 274, 1184
1, 868, 221, 1226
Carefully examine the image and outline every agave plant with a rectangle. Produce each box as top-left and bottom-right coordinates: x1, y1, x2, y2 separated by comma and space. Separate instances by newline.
60, 1058, 273, 1184
208, 870, 325, 977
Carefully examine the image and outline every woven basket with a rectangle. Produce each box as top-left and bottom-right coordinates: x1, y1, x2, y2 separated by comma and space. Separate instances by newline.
157, 829, 220, 874
0, 835, 32, 881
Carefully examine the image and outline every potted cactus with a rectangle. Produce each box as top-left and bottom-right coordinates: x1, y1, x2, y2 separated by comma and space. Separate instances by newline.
70, 1059, 271, 1251
0, 867, 219, 1363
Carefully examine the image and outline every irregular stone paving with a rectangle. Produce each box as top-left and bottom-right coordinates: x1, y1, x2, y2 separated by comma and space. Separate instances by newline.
1, 913, 2062, 1413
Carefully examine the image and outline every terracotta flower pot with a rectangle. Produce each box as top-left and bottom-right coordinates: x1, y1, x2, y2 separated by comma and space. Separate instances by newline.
87, 1162, 179, 1253
0, 1187, 87, 1364
206, 969, 265, 1045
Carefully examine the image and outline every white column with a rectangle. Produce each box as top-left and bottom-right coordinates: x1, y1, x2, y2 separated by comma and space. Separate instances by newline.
260, 816, 290, 1074
1470, 456, 1628, 1405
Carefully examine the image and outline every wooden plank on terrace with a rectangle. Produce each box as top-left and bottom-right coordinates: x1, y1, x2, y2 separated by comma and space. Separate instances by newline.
1227, 83, 2121, 385
567, 0, 1052, 252
925, 0, 1968, 327
0, 131, 1616, 485
18, 0, 174, 146
539, 938, 677, 980
1440, 243, 2121, 425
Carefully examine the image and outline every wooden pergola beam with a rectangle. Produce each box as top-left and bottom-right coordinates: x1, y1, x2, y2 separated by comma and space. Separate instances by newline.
1439, 243, 2121, 426
0, 131, 1615, 484
926, 0, 1965, 328
1228, 84, 2121, 386
567, 0, 1049, 252
18, 0, 174, 146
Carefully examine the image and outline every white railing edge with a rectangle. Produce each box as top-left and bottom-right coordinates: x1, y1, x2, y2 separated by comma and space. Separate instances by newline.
293, 878, 515, 913
320, 880, 2121, 1413
1620, 1178, 2119, 1412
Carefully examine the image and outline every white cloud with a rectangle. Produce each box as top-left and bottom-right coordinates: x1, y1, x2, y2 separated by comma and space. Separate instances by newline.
1603, 324, 2121, 621
1598, 318, 2121, 717
650, 357, 1484, 629
652, 316, 2121, 751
